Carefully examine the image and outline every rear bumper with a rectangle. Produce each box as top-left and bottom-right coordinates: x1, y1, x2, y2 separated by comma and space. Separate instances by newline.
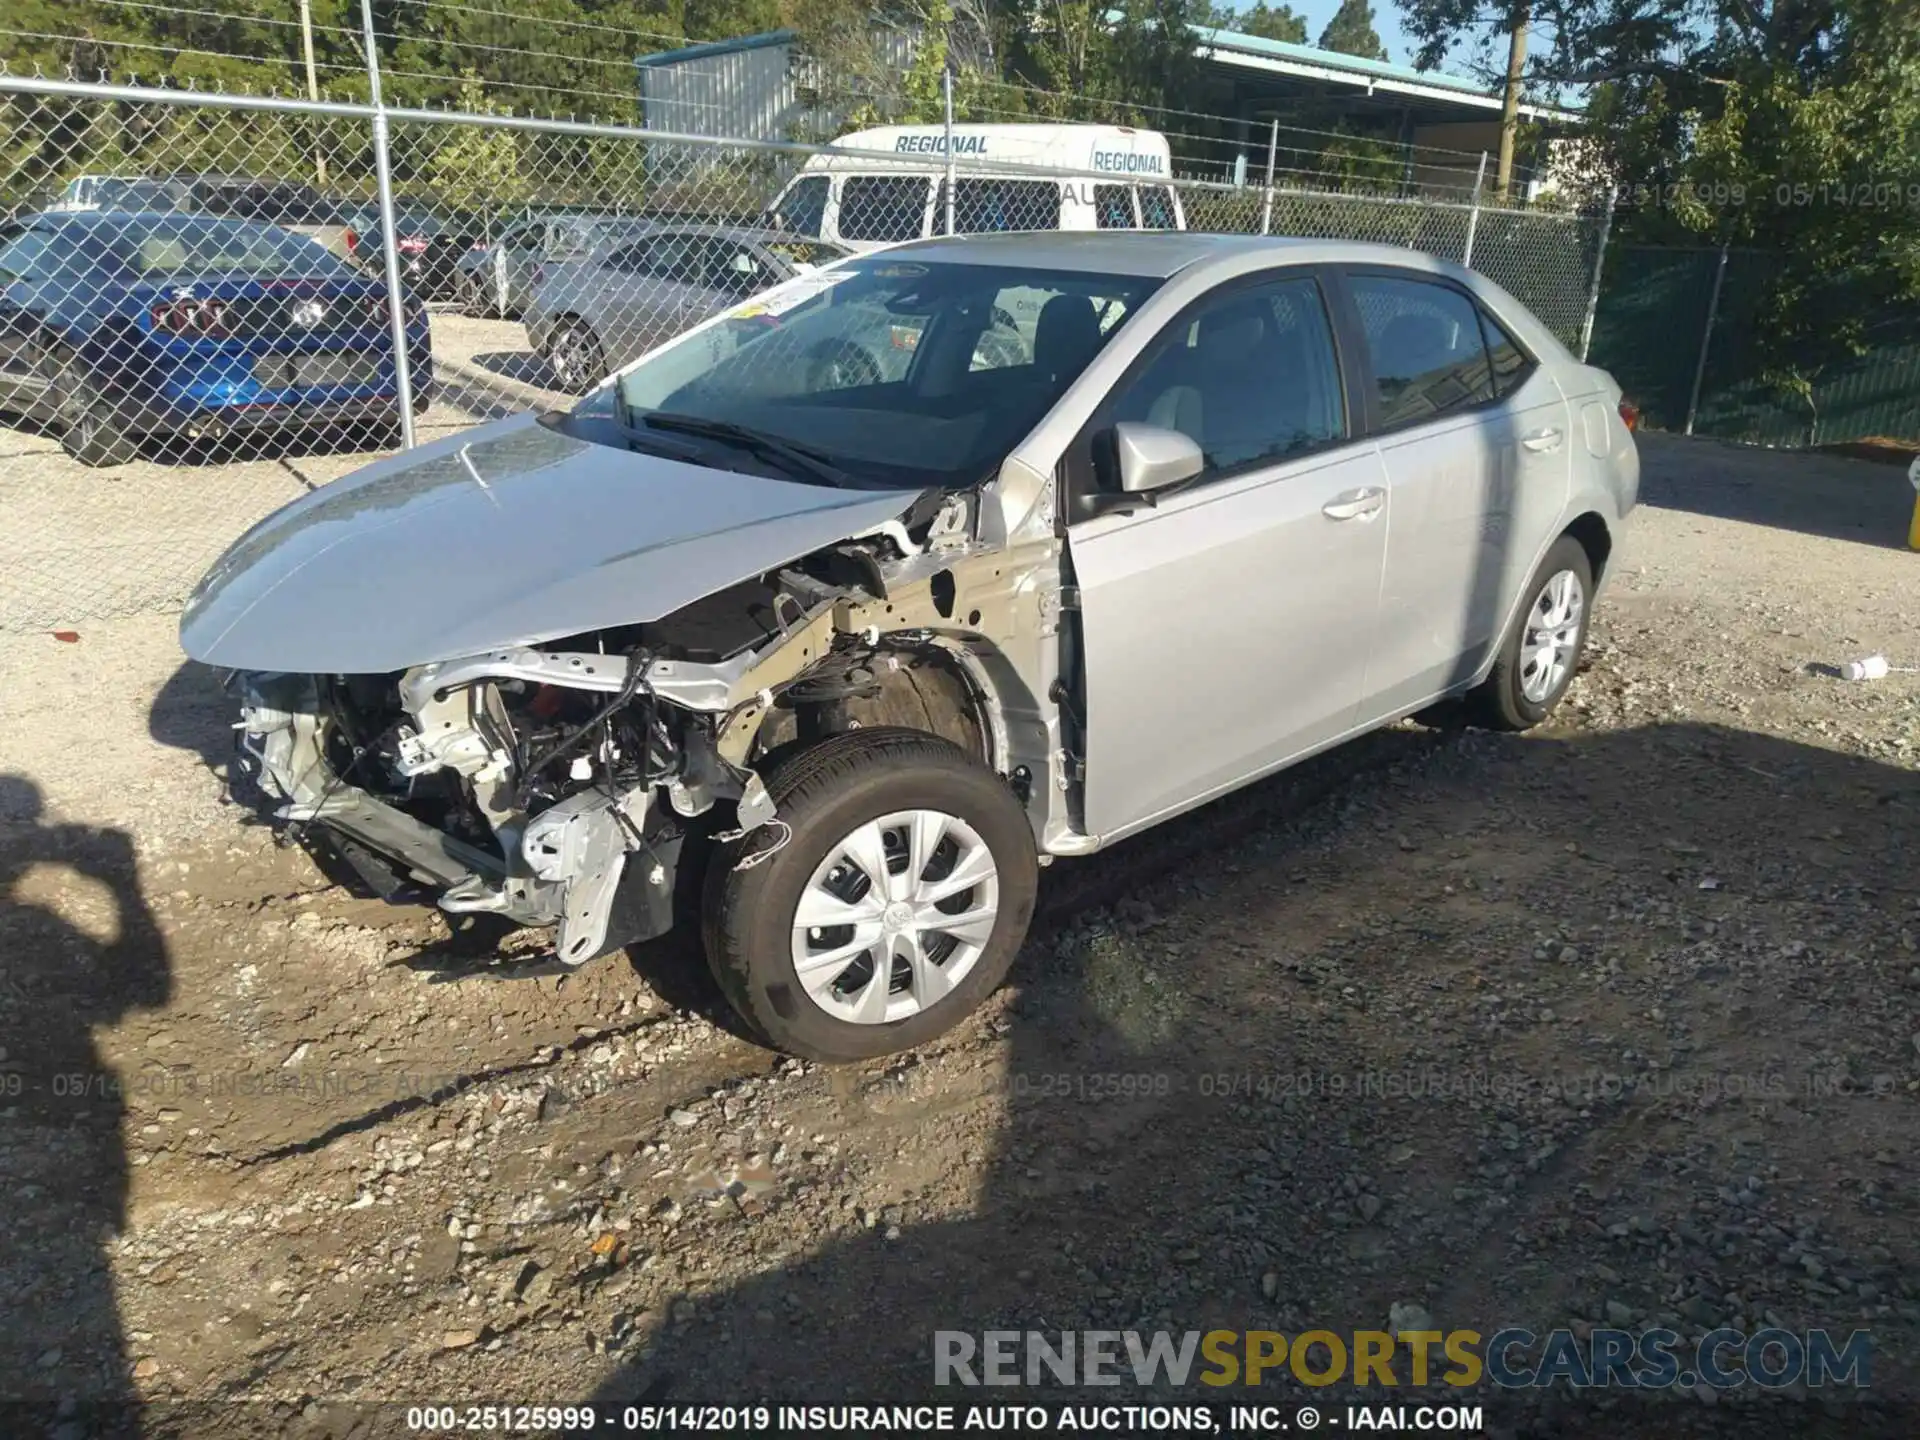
114, 348, 434, 435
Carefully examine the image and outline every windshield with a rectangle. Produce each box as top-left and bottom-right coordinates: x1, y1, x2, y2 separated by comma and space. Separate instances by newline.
604, 257, 1155, 488
108, 217, 348, 277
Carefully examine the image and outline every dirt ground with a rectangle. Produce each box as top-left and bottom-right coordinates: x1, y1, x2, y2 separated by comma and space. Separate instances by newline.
3, 349, 1920, 1440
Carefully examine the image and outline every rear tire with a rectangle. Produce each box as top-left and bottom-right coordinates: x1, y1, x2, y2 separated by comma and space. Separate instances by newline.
702, 728, 1038, 1063
1469, 535, 1593, 730
545, 317, 605, 393
47, 346, 135, 468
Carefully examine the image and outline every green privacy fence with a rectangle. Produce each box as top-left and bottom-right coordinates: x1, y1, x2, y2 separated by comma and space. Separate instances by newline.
1587, 245, 1920, 448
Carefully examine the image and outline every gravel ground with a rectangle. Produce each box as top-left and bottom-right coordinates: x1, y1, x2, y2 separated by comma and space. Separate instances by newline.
2, 410, 1918, 1440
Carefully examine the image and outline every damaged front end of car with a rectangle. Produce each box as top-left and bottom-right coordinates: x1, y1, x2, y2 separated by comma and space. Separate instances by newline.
220, 479, 1058, 968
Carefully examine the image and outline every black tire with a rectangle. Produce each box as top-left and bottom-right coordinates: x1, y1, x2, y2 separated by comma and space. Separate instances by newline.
702, 727, 1038, 1063
545, 317, 605, 394
1469, 534, 1594, 730
47, 346, 136, 468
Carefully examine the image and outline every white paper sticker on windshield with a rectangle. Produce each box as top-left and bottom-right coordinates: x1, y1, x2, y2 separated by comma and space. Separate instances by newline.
735, 269, 852, 319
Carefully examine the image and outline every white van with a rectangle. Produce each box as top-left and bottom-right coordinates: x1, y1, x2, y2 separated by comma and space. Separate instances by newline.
765, 123, 1186, 250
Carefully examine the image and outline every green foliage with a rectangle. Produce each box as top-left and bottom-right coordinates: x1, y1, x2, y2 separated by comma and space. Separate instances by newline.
1398, 0, 1920, 400
1226, 4, 1312, 44
1317, 0, 1387, 61
424, 72, 529, 220
1316, 126, 1402, 190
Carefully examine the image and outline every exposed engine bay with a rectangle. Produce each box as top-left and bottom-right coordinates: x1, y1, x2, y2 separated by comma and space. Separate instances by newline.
229, 486, 1052, 966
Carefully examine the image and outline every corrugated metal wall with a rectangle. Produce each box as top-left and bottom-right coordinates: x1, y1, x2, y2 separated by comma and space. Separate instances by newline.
638, 33, 919, 147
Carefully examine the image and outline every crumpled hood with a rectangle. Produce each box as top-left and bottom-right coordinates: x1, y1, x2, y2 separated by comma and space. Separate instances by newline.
179, 412, 924, 673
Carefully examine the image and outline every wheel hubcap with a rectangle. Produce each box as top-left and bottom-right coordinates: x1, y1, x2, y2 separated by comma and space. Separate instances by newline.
1519, 568, 1584, 704
790, 808, 1000, 1025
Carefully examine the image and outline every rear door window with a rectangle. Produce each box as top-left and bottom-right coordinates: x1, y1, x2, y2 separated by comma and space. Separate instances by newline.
1094, 185, 1136, 230
1138, 187, 1178, 229
837, 176, 930, 243
945, 179, 1063, 234
699, 240, 769, 295
1347, 273, 1496, 428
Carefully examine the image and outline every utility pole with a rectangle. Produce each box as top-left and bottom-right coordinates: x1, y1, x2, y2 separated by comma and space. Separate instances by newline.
299, 0, 327, 185
1495, 0, 1529, 202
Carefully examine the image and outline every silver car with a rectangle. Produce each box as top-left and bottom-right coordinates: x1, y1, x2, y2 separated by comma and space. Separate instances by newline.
457, 213, 648, 320
181, 233, 1638, 1062
523, 223, 847, 391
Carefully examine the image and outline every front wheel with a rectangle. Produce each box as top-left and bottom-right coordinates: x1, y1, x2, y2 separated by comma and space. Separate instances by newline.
702, 728, 1038, 1063
1470, 535, 1593, 730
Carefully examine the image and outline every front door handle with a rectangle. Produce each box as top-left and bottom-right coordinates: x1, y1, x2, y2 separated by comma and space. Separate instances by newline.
1322, 487, 1386, 522
1521, 426, 1564, 452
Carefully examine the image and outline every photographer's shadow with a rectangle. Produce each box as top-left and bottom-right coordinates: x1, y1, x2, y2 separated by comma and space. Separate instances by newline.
0, 777, 170, 1436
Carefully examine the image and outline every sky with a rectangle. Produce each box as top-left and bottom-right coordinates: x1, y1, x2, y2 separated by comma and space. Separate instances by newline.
1216, 0, 1447, 76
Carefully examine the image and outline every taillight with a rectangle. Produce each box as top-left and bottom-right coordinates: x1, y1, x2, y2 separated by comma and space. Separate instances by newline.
1618, 399, 1640, 432
149, 297, 231, 338
398, 236, 428, 255
344, 226, 357, 253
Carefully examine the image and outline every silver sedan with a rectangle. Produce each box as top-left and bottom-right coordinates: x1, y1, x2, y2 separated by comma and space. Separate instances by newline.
523, 223, 847, 391
182, 232, 1638, 1062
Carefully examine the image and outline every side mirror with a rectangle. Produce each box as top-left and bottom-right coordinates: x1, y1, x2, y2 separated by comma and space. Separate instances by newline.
1112, 421, 1203, 494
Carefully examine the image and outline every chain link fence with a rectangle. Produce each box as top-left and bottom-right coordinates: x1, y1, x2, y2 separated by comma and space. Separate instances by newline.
0, 74, 1610, 633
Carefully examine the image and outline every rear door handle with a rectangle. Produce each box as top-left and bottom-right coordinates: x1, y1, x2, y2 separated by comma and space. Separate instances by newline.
1322, 486, 1386, 522
1521, 426, 1564, 452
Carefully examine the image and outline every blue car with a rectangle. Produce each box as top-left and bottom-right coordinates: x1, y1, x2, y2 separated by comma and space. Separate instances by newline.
0, 210, 432, 466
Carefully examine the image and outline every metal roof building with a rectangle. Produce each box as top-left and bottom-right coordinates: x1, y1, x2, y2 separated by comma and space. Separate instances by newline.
635, 27, 1581, 196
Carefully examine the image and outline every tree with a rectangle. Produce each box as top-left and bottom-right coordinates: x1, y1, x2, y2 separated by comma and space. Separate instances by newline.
1317, 0, 1387, 60
1396, 0, 1920, 418
425, 71, 529, 222
1197, 2, 1310, 42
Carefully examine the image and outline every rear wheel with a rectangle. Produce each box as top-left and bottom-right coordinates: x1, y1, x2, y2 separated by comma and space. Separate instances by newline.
47, 346, 135, 468
703, 728, 1038, 1063
1469, 535, 1593, 730
545, 317, 605, 393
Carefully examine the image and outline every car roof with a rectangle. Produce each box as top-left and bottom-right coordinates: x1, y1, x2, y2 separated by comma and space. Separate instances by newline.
584, 220, 841, 250
876, 231, 1479, 281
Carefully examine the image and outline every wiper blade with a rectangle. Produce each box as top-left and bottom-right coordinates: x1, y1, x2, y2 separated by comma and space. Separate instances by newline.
639, 411, 853, 488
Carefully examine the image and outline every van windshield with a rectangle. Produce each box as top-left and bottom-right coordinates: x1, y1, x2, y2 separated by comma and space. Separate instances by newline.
602, 257, 1156, 489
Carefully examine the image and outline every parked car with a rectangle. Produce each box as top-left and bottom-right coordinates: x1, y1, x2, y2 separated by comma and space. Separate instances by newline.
51, 173, 360, 257
455, 212, 651, 320
181, 174, 359, 259
524, 223, 848, 391
45, 174, 195, 214
179, 232, 1638, 1061
0, 210, 431, 466
341, 201, 484, 301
